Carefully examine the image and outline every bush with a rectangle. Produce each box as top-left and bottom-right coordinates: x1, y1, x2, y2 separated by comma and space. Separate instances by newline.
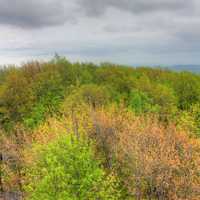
25, 134, 121, 200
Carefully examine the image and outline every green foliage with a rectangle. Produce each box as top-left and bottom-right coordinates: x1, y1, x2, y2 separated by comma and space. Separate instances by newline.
25, 134, 121, 200
1, 57, 200, 132
95, 65, 135, 95
190, 103, 200, 137
0, 69, 35, 130
1, 58, 200, 199
174, 72, 200, 110
178, 104, 200, 137
23, 103, 46, 129
76, 84, 111, 108
152, 84, 178, 121
22, 63, 65, 128
128, 90, 157, 114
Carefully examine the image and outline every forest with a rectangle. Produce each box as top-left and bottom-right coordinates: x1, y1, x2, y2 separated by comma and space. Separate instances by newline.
0, 56, 200, 200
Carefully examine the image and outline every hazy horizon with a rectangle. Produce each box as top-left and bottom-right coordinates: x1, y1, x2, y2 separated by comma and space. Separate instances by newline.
0, 55, 200, 68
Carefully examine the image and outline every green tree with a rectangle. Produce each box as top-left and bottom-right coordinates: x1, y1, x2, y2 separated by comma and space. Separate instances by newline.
190, 103, 200, 137
0, 69, 35, 130
128, 90, 157, 114
174, 72, 200, 110
24, 67, 64, 128
25, 134, 121, 200
152, 84, 177, 120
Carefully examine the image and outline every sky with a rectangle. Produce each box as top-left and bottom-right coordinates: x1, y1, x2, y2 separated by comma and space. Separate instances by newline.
0, 0, 200, 66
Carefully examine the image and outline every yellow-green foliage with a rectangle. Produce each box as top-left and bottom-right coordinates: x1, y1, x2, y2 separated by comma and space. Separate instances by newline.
24, 133, 121, 200
1, 58, 200, 199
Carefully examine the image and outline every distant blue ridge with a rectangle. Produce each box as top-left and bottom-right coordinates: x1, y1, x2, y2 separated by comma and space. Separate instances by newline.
167, 65, 200, 73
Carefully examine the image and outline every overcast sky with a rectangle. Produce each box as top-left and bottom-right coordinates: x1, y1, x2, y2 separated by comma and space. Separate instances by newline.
0, 0, 200, 66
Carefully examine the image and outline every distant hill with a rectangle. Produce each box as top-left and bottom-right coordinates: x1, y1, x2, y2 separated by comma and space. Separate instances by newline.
167, 65, 200, 73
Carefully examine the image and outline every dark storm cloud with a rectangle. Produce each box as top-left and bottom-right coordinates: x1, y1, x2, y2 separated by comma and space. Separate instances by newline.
0, 0, 74, 28
78, 0, 192, 17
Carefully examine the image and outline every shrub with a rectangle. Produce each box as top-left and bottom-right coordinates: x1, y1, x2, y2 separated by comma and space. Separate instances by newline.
25, 134, 121, 200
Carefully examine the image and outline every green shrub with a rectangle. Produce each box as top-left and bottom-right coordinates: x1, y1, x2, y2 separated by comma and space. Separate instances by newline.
25, 134, 121, 200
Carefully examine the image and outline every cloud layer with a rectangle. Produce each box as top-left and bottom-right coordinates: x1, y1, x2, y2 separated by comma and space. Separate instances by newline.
79, 0, 192, 16
0, 0, 199, 65
0, 0, 75, 28
0, 0, 196, 28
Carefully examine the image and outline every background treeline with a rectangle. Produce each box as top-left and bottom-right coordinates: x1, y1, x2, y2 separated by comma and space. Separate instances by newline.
0, 56, 200, 199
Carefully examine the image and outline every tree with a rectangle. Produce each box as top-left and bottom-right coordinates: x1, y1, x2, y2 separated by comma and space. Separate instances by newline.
151, 84, 177, 121
25, 134, 121, 200
90, 107, 200, 200
174, 72, 200, 110
178, 104, 200, 137
0, 125, 29, 196
0, 69, 35, 130
128, 90, 158, 114
23, 67, 64, 128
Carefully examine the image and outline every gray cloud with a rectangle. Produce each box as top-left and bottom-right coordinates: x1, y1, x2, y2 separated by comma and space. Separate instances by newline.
78, 0, 192, 17
0, 0, 194, 29
0, 0, 75, 28
0, 0, 200, 65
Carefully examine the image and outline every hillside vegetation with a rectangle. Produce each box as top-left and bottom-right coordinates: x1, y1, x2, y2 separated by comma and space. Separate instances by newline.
0, 57, 200, 199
